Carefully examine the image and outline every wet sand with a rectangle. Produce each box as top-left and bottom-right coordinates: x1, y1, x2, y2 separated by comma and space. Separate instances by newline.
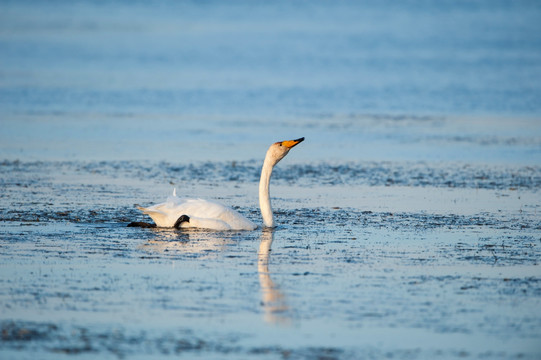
1, 159, 540, 359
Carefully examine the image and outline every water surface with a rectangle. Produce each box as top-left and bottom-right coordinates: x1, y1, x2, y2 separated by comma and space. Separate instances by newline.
1, 1, 540, 359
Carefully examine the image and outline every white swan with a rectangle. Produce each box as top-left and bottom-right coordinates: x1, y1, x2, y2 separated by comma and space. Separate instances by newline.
134, 137, 304, 230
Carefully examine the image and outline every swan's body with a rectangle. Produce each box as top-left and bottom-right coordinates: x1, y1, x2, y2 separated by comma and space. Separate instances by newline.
137, 191, 257, 230
135, 137, 304, 230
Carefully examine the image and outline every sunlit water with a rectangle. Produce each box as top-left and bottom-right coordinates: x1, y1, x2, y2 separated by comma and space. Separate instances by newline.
1, 1, 541, 359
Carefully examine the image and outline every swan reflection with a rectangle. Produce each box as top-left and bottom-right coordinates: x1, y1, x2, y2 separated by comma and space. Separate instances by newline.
258, 229, 290, 324
138, 229, 233, 256
137, 228, 290, 323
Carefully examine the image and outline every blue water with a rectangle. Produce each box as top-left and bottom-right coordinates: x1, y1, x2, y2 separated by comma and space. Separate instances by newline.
1, 1, 541, 164
1, 0, 541, 118
2, 2, 541, 359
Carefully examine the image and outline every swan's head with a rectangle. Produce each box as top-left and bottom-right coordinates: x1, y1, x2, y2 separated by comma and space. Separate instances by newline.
265, 137, 304, 167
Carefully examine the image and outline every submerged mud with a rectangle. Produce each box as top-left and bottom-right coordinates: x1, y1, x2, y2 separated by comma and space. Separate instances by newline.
1, 160, 540, 359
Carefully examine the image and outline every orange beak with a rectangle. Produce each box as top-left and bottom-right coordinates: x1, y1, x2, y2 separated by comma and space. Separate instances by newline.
281, 137, 304, 149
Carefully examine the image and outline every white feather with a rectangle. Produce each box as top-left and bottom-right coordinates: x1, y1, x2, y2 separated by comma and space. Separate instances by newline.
137, 191, 257, 230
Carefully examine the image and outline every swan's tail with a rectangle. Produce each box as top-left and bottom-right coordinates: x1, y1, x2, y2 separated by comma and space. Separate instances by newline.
133, 189, 180, 227
136, 205, 170, 227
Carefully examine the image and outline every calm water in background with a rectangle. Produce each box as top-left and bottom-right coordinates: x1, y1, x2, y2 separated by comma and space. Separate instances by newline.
1, 1, 541, 359
1, 0, 541, 163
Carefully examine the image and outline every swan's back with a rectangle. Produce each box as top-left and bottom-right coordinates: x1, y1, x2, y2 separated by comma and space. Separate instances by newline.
137, 193, 257, 230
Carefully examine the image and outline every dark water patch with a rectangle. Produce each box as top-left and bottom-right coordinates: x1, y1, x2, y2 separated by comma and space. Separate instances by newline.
1, 321, 56, 342
2, 159, 540, 190
2, 203, 539, 266
8, 320, 525, 360
288, 162, 541, 190
1, 208, 141, 225
0, 320, 357, 359
453, 236, 539, 266
280, 208, 541, 232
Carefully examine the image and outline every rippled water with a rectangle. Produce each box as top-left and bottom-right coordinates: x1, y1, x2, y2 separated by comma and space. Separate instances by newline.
2, 157, 540, 358
1, 1, 541, 359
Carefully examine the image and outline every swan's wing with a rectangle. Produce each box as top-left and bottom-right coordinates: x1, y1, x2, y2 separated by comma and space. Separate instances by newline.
218, 206, 258, 230
183, 199, 257, 230
180, 199, 230, 218
136, 199, 223, 228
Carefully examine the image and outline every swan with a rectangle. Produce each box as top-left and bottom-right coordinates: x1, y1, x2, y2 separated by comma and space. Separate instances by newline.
131, 137, 304, 230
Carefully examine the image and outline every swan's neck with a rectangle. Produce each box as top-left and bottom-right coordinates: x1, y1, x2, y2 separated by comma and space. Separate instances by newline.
259, 157, 274, 228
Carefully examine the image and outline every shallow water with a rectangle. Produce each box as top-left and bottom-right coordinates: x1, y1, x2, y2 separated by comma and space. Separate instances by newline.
1, 159, 540, 359
1, 0, 541, 359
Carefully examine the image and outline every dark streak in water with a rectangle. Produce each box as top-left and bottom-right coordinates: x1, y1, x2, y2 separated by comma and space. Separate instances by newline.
2, 159, 541, 190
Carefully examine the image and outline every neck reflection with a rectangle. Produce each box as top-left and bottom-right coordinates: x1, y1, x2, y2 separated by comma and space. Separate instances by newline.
258, 229, 290, 325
